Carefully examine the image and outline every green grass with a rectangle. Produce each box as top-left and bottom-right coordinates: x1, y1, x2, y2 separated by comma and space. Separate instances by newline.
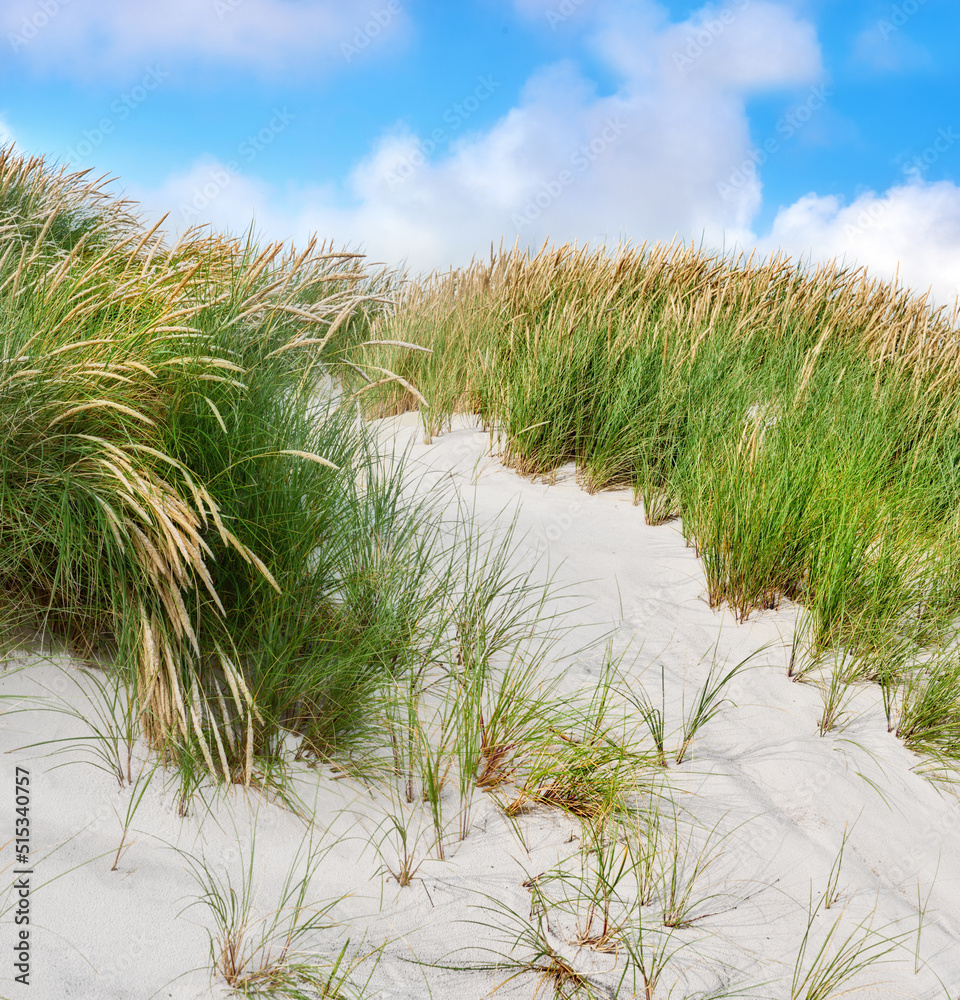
10, 145, 960, 777
0, 147, 530, 794
789, 887, 912, 1000
349, 240, 960, 771
179, 811, 379, 998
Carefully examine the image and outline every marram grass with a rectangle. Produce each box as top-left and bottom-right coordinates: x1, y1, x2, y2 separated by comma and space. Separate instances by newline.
7, 143, 960, 790
351, 239, 960, 768
0, 147, 444, 786
0, 148, 602, 802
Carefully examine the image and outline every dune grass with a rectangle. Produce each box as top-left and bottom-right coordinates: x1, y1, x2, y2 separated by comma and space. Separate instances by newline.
347, 239, 960, 770
180, 813, 380, 999
0, 147, 489, 791
8, 145, 960, 779
0, 148, 651, 823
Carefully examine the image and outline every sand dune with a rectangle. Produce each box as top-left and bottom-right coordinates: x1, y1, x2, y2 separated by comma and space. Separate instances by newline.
3, 416, 959, 1000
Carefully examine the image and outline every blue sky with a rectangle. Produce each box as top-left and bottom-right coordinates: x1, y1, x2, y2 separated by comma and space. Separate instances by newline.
1, 0, 958, 303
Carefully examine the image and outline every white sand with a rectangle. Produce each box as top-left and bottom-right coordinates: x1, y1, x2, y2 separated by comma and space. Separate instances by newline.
2, 415, 959, 999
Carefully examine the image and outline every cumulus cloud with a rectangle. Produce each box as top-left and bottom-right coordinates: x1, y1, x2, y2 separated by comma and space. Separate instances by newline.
759, 181, 960, 308
125, 157, 289, 242
131, 0, 824, 274
2, 0, 409, 77
119, 0, 960, 309
594, 0, 821, 91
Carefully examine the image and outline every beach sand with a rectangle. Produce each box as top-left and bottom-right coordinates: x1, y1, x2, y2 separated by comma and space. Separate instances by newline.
2, 415, 958, 999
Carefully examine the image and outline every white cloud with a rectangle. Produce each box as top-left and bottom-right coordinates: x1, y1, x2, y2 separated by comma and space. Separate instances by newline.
2, 0, 409, 77
594, 0, 821, 91
130, 0, 823, 274
119, 1, 960, 311
125, 157, 285, 240
121, 1, 960, 308
10, 0, 953, 311
758, 182, 960, 308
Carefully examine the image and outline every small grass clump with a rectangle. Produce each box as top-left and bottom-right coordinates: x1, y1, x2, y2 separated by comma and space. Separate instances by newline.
181, 817, 379, 999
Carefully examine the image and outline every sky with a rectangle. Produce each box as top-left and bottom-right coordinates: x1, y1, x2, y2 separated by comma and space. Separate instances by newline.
1, 0, 958, 305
